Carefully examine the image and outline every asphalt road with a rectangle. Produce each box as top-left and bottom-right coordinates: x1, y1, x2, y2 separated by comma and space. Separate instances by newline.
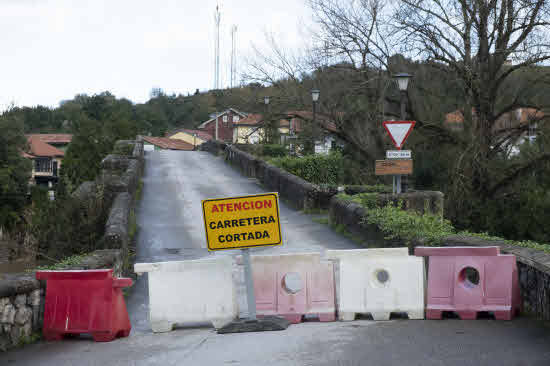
2, 150, 550, 366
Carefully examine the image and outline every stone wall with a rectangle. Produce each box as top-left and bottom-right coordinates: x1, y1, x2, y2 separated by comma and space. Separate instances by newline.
0, 249, 122, 351
0, 139, 143, 352
444, 235, 550, 320
207, 144, 331, 211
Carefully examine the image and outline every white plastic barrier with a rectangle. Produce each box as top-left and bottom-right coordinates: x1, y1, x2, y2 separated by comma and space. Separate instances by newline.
134, 256, 238, 332
326, 248, 425, 321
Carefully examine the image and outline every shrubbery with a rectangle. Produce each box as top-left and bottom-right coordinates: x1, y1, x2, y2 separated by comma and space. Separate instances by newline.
338, 193, 550, 252
261, 144, 287, 158
363, 202, 455, 246
269, 152, 346, 185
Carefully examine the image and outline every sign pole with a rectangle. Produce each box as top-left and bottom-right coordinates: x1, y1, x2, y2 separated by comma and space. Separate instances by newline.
202, 193, 289, 333
241, 248, 257, 320
396, 175, 401, 194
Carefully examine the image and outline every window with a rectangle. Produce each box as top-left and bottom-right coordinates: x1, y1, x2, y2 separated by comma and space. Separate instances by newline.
35, 158, 52, 172
223, 115, 228, 125
233, 115, 239, 122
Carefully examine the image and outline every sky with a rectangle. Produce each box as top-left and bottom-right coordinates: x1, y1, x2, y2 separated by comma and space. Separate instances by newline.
0, 0, 311, 110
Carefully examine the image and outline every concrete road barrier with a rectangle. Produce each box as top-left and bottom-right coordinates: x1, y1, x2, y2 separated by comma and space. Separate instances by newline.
134, 257, 238, 332
251, 253, 336, 323
421, 255, 520, 320
327, 248, 424, 321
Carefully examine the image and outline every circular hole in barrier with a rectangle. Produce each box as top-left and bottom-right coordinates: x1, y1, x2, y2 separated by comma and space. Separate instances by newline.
375, 269, 390, 284
283, 272, 303, 294
459, 267, 480, 288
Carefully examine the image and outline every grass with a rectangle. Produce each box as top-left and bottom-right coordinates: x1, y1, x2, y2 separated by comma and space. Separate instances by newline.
35, 253, 89, 270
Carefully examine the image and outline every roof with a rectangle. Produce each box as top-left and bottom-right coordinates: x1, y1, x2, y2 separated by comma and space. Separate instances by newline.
165, 128, 213, 141
26, 135, 65, 157
444, 108, 545, 131
284, 111, 339, 133
234, 114, 263, 126
26, 134, 72, 144
142, 136, 195, 151
197, 108, 248, 129
233, 111, 339, 133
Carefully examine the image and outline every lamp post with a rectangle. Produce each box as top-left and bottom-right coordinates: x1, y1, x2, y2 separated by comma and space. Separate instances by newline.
193, 133, 197, 150
264, 96, 270, 143
392, 73, 412, 194
310, 89, 320, 154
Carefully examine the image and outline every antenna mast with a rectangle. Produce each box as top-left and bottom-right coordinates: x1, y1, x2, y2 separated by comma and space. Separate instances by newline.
230, 25, 237, 88
214, 5, 221, 90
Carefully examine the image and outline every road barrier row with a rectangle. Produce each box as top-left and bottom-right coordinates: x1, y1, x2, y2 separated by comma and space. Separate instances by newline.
35, 247, 521, 341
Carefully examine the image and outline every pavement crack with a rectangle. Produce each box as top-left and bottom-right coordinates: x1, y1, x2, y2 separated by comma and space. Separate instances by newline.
181, 332, 212, 360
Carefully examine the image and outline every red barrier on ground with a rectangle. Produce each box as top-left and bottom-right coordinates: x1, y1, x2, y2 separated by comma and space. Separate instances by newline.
36, 269, 133, 342
422, 255, 520, 320
252, 254, 336, 323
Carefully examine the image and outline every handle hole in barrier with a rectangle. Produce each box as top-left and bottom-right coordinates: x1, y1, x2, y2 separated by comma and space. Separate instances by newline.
374, 269, 390, 286
283, 272, 303, 294
459, 267, 480, 288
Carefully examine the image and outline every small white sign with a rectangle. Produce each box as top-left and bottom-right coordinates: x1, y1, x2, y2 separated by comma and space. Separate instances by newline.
386, 150, 412, 159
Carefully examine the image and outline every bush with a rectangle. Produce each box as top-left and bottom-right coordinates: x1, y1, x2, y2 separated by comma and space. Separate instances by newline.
362, 201, 455, 246
261, 144, 287, 158
269, 152, 346, 185
337, 192, 379, 208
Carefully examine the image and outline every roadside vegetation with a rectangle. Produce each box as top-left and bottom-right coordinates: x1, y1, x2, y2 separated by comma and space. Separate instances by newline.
2, 0, 550, 264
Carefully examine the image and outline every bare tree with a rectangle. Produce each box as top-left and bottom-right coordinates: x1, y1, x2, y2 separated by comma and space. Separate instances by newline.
394, 0, 550, 221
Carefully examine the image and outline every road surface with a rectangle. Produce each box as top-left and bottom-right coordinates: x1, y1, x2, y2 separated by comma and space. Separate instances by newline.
2, 150, 550, 366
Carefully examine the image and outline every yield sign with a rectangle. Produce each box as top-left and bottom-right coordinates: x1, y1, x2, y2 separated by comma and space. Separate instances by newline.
383, 121, 415, 150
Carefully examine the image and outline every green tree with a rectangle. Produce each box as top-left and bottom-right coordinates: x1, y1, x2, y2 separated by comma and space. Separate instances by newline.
0, 114, 32, 229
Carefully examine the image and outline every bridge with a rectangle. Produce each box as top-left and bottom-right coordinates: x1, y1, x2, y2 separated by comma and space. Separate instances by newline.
2, 150, 550, 365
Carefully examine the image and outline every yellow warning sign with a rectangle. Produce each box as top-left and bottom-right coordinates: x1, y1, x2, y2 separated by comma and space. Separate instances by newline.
202, 193, 282, 251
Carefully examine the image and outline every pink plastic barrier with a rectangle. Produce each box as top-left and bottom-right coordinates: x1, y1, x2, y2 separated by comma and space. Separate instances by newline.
423, 255, 521, 320
415, 246, 521, 319
414, 246, 500, 257
252, 254, 335, 323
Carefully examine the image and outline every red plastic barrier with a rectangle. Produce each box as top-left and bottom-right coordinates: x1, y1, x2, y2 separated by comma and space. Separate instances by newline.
36, 269, 133, 342
252, 254, 335, 323
422, 255, 520, 320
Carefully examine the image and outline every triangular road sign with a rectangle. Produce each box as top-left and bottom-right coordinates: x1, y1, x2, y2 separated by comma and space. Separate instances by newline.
383, 121, 415, 150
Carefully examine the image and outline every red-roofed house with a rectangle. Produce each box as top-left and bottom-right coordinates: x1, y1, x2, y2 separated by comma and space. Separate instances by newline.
165, 128, 212, 148
197, 108, 247, 142
142, 136, 195, 151
443, 107, 545, 155
24, 135, 68, 190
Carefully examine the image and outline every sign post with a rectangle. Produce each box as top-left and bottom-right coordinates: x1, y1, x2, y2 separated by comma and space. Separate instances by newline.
202, 192, 288, 332
381, 121, 415, 193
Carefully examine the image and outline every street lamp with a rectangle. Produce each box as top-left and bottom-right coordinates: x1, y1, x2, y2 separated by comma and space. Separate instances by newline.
309, 89, 320, 154
392, 72, 412, 194
393, 73, 412, 119
264, 96, 271, 143
311, 89, 320, 103
264, 96, 270, 105
193, 133, 197, 150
